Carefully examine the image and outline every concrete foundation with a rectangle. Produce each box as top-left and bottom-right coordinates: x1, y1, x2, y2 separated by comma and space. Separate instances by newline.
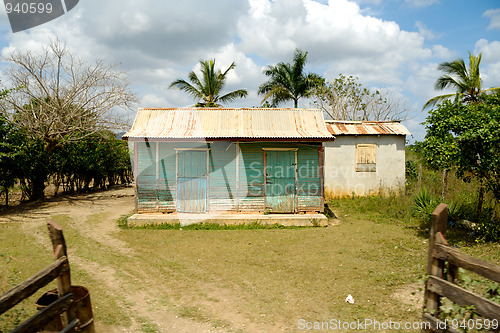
127, 213, 328, 227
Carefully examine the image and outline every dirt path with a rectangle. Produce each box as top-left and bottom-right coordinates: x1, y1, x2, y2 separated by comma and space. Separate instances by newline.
0, 187, 230, 333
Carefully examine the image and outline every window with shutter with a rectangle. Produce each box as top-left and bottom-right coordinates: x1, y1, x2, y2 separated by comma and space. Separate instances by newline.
356, 144, 376, 172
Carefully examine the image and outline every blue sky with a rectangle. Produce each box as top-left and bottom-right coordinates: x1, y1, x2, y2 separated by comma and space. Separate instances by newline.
0, 0, 498, 142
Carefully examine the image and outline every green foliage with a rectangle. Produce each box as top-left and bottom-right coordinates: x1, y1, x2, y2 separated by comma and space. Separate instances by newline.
0, 115, 22, 204
439, 269, 500, 332
12, 133, 50, 201
405, 160, 418, 181
0, 124, 131, 202
474, 220, 500, 243
125, 221, 311, 230
117, 214, 132, 228
424, 51, 500, 109
412, 187, 438, 227
169, 59, 248, 107
0, 255, 32, 331
419, 95, 500, 202
51, 131, 132, 194
258, 49, 322, 108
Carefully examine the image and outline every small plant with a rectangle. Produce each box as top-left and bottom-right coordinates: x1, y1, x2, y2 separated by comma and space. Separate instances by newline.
412, 187, 437, 228
438, 269, 500, 332
474, 219, 500, 243
310, 218, 321, 227
117, 213, 133, 228
405, 160, 418, 181
129, 221, 312, 230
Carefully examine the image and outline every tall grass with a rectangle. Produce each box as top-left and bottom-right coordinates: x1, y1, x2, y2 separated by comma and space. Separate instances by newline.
331, 148, 500, 243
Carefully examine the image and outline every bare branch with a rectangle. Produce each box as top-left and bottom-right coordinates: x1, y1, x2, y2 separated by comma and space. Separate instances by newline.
3, 40, 137, 149
312, 74, 408, 121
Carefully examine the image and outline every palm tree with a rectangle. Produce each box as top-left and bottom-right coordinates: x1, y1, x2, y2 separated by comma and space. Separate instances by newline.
258, 49, 323, 108
423, 51, 500, 109
169, 59, 248, 107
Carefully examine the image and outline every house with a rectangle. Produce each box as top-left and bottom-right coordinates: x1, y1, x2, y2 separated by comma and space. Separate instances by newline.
323, 120, 410, 197
123, 108, 334, 214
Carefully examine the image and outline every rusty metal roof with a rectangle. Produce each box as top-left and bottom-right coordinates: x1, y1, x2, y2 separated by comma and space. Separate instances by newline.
124, 108, 334, 140
325, 120, 410, 136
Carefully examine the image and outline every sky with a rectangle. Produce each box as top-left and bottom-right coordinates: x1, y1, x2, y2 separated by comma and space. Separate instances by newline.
0, 0, 499, 142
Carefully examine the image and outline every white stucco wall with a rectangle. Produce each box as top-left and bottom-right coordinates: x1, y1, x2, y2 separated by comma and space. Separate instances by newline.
323, 135, 406, 197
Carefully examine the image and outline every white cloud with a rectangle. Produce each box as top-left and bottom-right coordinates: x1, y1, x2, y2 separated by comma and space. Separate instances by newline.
475, 39, 500, 88
483, 8, 500, 30
0, 0, 473, 131
404, 0, 439, 8
431, 45, 453, 59
238, 0, 432, 89
416, 21, 442, 40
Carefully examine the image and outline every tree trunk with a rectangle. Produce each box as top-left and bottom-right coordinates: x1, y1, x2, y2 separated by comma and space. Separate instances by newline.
30, 176, 46, 201
477, 185, 485, 222
441, 169, 448, 200
294, 99, 298, 108
418, 164, 422, 189
4, 188, 8, 207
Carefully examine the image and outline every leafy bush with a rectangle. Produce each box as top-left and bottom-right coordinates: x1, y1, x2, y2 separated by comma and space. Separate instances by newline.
405, 160, 418, 181
412, 187, 438, 228
474, 219, 500, 243
439, 269, 500, 332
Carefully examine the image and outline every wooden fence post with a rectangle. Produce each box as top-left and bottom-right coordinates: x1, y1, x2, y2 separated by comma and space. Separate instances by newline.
423, 203, 448, 332
47, 220, 75, 327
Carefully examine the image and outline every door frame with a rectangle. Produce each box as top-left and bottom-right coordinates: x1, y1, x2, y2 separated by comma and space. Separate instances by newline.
175, 148, 210, 213
262, 148, 298, 213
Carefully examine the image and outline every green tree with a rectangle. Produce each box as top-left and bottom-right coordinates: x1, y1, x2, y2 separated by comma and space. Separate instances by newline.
0, 115, 23, 205
258, 49, 323, 108
312, 74, 408, 120
169, 59, 248, 107
419, 95, 500, 217
423, 51, 500, 109
51, 131, 132, 194
4, 41, 136, 200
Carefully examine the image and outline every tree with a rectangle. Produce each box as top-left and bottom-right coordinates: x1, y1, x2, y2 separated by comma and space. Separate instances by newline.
419, 95, 500, 218
0, 115, 22, 206
312, 74, 408, 121
423, 51, 500, 109
169, 59, 248, 107
3, 40, 137, 200
258, 49, 322, 108
0, 83, 18, 206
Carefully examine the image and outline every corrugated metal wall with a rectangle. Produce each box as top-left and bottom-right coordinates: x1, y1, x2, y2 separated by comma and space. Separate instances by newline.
134, 141, 322, 213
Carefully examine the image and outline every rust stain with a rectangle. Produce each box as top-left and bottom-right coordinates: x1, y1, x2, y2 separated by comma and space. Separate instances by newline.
324, 121, 410, 136
355, 124, 368, 134
124, 108, 334, 139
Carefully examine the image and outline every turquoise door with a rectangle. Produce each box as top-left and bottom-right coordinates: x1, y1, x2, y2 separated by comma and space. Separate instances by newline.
265, 150, 296, 213
177, 150, 208, 213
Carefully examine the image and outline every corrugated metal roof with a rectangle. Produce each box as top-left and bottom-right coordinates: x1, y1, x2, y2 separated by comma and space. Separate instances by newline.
123, 108, 334, 140
325, 120, 410, 136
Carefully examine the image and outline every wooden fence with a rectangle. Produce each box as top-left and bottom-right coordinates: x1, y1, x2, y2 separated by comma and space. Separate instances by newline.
422, 203, 500, 332
0, 220, 95, 333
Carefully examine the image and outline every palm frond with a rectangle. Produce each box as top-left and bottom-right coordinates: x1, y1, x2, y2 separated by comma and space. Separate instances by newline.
168, 78, 203, 101
422, 93, 458, 110
218, 89, 248, 104
170, 59, 246, 107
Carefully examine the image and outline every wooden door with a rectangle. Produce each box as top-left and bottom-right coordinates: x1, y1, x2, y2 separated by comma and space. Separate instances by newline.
265, 150, 296, 213
177, 150, 208, 213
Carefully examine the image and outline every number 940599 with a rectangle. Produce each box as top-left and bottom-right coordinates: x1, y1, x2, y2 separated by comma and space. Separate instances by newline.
5, 2, 53, 14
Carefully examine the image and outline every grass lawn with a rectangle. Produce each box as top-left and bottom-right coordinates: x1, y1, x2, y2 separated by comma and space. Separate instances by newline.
1, 193, 499, 332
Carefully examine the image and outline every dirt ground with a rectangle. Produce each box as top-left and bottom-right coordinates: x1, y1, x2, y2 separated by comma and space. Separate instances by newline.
1, 186, 427, 333
0, 186, 237, 333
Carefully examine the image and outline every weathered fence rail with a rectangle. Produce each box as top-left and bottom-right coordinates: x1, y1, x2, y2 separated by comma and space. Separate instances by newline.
0, 220, 95, 333
422, 203, 500, 332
